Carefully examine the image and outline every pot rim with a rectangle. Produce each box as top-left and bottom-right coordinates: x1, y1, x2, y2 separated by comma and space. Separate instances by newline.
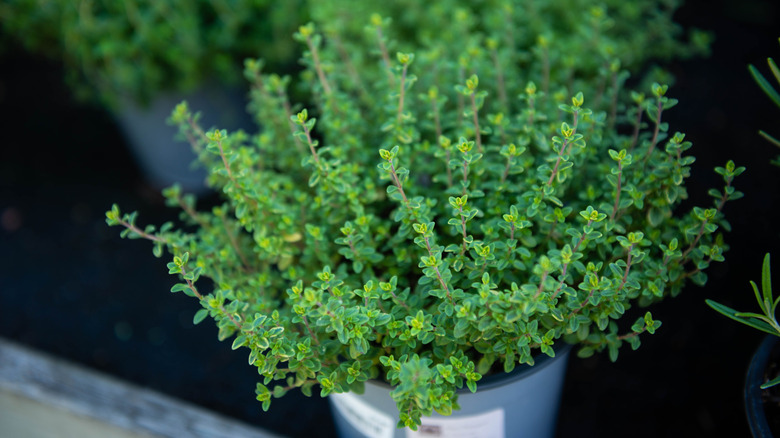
364, 342, 574, 394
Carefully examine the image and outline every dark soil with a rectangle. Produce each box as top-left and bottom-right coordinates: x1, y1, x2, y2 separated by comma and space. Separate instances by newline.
1, 1, 779, 437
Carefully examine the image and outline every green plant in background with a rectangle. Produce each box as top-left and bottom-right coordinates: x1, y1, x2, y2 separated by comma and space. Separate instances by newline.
0, 0, 710, 109
106, 2, 740, 430
0, 0, 306, 107
309, 0, 711, 73
707, 254, 780, 389
749, 38, 780, 148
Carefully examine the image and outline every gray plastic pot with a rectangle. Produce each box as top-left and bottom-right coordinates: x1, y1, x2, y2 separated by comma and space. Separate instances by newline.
114, 86, 252, 194
329, 345, 572, 438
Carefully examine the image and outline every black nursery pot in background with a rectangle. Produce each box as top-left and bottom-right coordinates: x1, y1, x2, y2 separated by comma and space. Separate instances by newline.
747, 335, 780, 437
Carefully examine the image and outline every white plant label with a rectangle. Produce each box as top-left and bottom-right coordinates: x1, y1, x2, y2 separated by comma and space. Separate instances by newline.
330, 392, 395, 438
405, 408, 505, 438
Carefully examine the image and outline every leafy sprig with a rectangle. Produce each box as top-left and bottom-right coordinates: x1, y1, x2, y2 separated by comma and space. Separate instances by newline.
707, 254, 780, 389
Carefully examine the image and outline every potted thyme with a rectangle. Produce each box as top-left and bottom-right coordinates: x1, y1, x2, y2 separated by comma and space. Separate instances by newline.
0, 0, 305, 191
1, 0, 304, 106
106, 3, 739, 436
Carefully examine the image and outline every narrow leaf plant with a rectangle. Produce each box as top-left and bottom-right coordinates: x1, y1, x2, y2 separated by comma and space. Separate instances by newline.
707, 254, 780, 389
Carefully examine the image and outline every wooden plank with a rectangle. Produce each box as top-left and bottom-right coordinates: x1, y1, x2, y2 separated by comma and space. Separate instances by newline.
0, 388, 154, 438
0, 338, 282, 438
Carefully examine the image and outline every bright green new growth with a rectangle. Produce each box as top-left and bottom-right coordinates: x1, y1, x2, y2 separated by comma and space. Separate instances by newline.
706, 254, 780, 389
748, 37, 780, 151
106, 2, 737, 430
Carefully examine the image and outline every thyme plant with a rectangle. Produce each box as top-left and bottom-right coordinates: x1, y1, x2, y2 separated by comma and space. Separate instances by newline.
107, 3, 739, 430
0, 0, 306, 106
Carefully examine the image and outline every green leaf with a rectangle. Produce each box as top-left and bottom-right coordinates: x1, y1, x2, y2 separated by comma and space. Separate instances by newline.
750, 64, 780, 109
769, 56, 780, 85
608, 344, 619, 362
762, 254, 773, 311
171, 283, 189, 293
758, 130, 780, 147
647, 207, 665, 227
232, 335, 246, 350
761, 374, 780, 389
193, 309, 209, 325
705, 300, 779, 336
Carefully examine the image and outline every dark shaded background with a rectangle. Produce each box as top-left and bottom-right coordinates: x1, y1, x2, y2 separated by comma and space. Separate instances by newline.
1, 1, 779, 436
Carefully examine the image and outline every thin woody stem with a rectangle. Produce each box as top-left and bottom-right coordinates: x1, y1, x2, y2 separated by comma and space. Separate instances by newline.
469, 92, 483, 153
396, 64, 409, 133
305, 35, 332, 96
461, 159, 469, 196
219, 214, 251, 270
276, 88, 305, 153
551, 219, 594, 301
117, 219, 169, 244
628, 101, 643, 152
643, 99, 664, 164
431, 96, 452, 187
547, 111, 579, 186
490, 48, 509, 113
186, 115, 208, 153
301, 122, 327, 177
385, 156, 453, 304
176, 197, 208, 229
180, 265, 241, 329
608, 70, 620, 130
422, 235, 454, 304
388, 162, 410, 206
214, 137, 234, 181
534, 270, 549, 299
680, 189, 730, 264
541, 46, 550, 98
375, 25, 396, 87
459, 206, 468, 256
302, 315, 320, 346
501, 154, 513, 184
610, 161, 623, 221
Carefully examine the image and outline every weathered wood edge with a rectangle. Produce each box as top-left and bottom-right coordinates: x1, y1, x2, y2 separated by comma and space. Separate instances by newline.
0, 338, 282, 438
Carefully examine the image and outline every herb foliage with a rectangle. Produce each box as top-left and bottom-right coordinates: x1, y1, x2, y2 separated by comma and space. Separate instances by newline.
107, 2, 739, 429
